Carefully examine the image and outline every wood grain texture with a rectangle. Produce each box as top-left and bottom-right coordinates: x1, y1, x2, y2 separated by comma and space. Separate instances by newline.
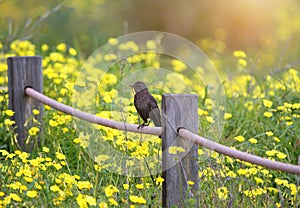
7, 56, 43, 151
162, 94, 199, 207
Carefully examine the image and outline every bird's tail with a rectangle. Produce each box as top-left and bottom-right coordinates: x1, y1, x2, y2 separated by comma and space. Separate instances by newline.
149, 108, 161, 127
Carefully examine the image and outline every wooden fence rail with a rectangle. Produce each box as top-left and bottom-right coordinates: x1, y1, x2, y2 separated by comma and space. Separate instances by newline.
7, 56, 300, 208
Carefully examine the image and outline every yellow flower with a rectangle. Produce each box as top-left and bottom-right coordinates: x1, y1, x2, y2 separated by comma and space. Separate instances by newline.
108, 198, 119, 206
56, 43, 67, 52
238, 58, 247, 67
263, 99, 273, 108
77, 181, 92, 190
286, 121, 293, 126
104, 185, 119, 197
26, 190, 38, 198
5, 109, 15, 116
45, 105, 51, 110
42, 147, 49, 153
224, 113, 232, 120
288, 183, 297, 195
233, 135, 245, 142
233, 50, 246, 58
41, 44, 49, 51
76, 194, 87, 208
28, 127, 40, 136
95, 154, 110, 164
129, 195, 147, 204
273, 137, 280, 142
274, 178, 289, 186
171, 59, 187, 72
49, 119, 58, 127
68, 47, 77, 56
265, 131, 273, 136
108, 38, 118, 45
263, 112, 273, 118
73, 138, 80, 144
104, 53, 117, 62
248, 138, 257, 144
4, 119, 15, 126
155, 176, 164, 185
0, 191, 5, 197
32, 109, 40, 115
217, 187, 228, 200
10, 193, 22, 202
50, 185, 60, 192
85, 195, 97, 206
188, 180, 194, 186
276, 152, 287, 159
55, 152, 66, 160
266, 149, 278, 157
168, 146, 186, 154
123, 184, 129, 190
206, 116, 215, 123
99, 202, 108, 208
136, 183, 144, 189
146, 40, 157, 50
226, 171, 237, 178
254, 177, 264, 184
24, 176, 33, 182
53, 163, 62, 170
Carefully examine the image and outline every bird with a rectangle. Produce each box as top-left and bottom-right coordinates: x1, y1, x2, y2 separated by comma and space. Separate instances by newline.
130, 81, 161, 129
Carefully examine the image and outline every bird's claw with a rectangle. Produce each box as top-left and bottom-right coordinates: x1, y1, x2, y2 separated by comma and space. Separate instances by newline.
137, 123, 149, 129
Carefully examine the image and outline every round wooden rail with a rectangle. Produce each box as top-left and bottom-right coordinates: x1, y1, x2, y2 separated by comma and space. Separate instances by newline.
25, 87, 300, 174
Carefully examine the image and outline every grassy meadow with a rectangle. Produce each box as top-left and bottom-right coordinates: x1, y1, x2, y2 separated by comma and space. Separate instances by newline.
0, 35, 300, 208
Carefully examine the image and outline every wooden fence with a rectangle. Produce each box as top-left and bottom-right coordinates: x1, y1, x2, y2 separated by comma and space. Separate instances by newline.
7, 56, 300, 207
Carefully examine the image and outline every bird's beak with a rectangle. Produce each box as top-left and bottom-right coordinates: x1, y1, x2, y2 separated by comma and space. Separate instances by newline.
129, 84, 134, 88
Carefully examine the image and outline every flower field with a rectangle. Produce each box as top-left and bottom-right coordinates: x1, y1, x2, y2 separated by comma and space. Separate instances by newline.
0, 36, 300, 208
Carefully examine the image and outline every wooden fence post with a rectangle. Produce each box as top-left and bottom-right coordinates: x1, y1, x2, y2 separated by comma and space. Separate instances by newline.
7, 56, 43, 152
162, 94, 199, 207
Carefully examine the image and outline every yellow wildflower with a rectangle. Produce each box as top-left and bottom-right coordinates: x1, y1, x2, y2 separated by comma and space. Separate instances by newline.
26, 190, 38, 198
32, 109, 40, 115
123, 184, 129, 190
169, 146, 186, 154
265, 131, 273, 136
155, 176, 164, 185
263, 112, 273, 118
217, 187, 228, 200
129, 195, 147, 204
263, 99, 273, 108
206, 116, 215, 123
248, 138, 257, 144
108, 38, 118, 45
5, 109, 14, 116
28, 127, 40, 136
171, 59, 187, 72
224, 113, 232, 120
233, 135, 245, 142
108, 198, 119, 206
233, 50, 246, 58
99, 202, 108, 208
42, 147, 49, 153
104, 185, 119, 197
136, 183, 144, 189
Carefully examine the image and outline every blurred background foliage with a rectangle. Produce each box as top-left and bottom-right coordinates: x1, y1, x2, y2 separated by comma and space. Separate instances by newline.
1, 0, 300, 72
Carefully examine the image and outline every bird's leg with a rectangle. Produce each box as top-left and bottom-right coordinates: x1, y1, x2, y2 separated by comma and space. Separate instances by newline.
137, 120, 150, 129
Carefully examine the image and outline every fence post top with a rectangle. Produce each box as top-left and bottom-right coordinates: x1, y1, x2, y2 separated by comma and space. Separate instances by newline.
7, 56, 42, 60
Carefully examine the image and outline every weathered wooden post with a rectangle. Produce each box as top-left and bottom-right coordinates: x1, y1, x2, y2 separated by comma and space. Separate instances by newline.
7, 56, 43, 152
162, 94, 199, 207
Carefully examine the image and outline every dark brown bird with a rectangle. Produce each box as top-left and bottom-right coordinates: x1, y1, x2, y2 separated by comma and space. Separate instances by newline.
131, 81, 161, 129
